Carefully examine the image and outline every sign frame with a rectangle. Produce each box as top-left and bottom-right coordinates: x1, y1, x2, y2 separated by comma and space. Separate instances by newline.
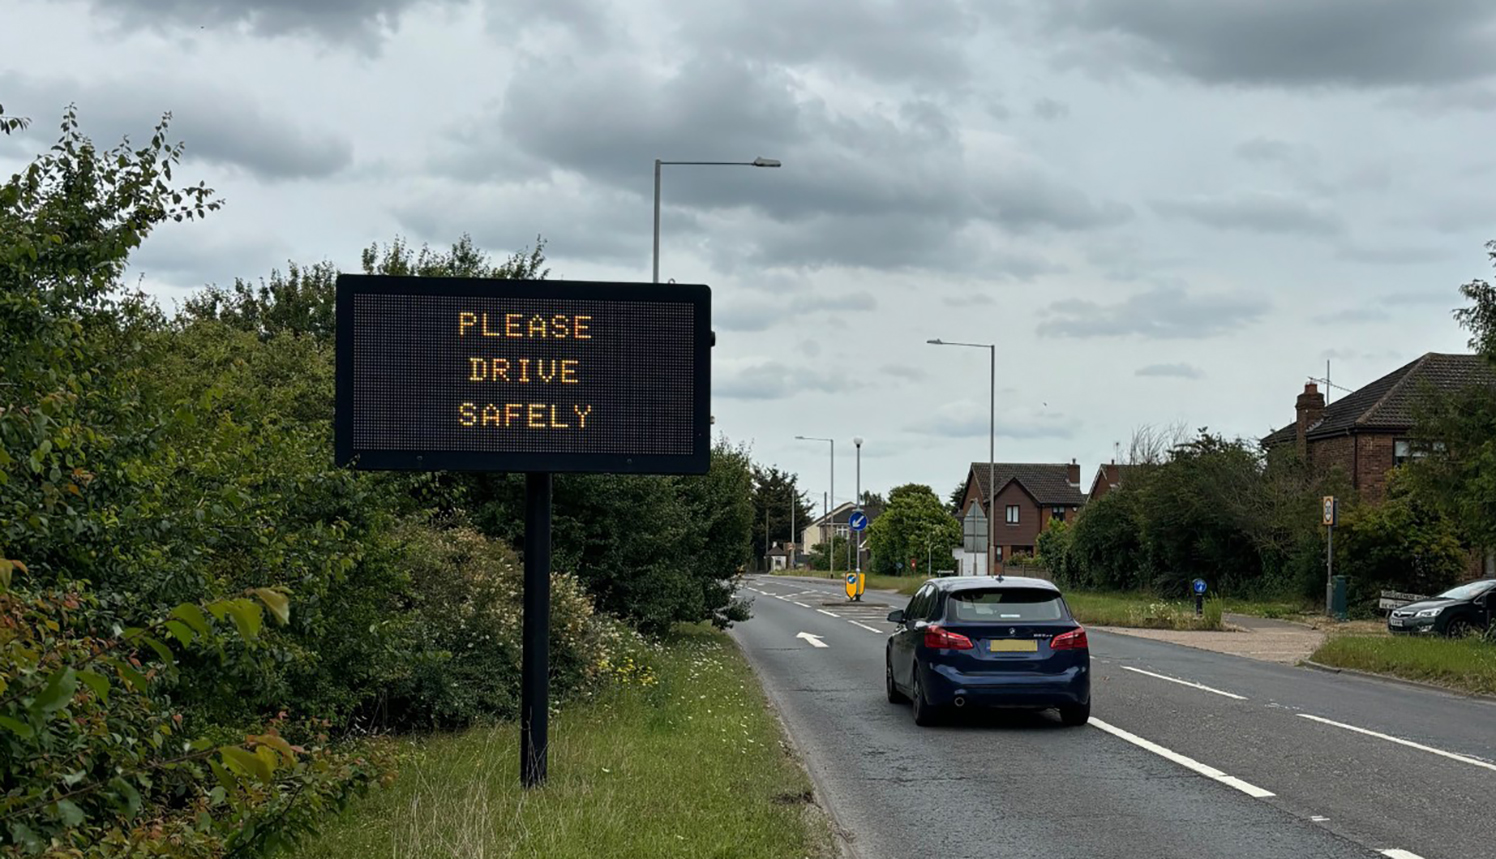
334, 275, 713, 475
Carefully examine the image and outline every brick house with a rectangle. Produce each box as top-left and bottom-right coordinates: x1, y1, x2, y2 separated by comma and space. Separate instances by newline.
956, 462, 1087, 575
1087, 462, 1130, 502
1262, 353, 1496, 502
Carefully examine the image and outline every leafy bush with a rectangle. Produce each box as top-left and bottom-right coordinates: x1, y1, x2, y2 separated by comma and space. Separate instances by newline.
376, 521, 608, 730
1334, 474, 1466, 615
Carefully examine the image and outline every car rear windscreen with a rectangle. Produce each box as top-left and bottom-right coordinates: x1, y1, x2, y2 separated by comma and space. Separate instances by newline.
947, 588, 1065, 622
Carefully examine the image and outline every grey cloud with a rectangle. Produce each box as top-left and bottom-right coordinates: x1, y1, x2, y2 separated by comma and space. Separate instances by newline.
3, 73, 351, 181
1382, 290, 1459, 306
439, 53, 1128, 272
912, 402, 1079, 440
83, 0, 460, 47
714, 289, 873, 334
1335, 245, 1450, 265
879, 364, 929, 382
1033, 97, 1070, 120
1153, 192, 1343, 236
1311, 307, 1391, 325
716, 302, 779, 333
1385, 85, 1496, 115
1235, 138, 1316, 166
1038, 286, 1269, 339
1321, 347, 1404, 362
129, 229, 291, 290
678, 0, 977, 89
1135, 363, 1204, 379
716, 360, 864, 401
801, 292, 878, 312
1040, 0, 1496, 88
943, 293, 996, 307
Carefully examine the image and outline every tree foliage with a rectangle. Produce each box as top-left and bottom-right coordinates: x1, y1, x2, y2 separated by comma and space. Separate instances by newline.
864, 484, 960, 576
750, 464, 812, 560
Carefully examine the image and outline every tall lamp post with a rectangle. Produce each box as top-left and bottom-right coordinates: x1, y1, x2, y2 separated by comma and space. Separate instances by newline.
853, 436, 864, 576
928, 339, 995, 577
653, 157, 781, 283
796, 435, 834, 577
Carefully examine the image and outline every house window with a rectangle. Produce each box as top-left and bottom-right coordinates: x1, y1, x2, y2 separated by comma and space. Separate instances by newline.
1051, 507, 1066, 523
834, 525, 848, 538
1394, 439, 1445, 466
1005, 505, 1020, 524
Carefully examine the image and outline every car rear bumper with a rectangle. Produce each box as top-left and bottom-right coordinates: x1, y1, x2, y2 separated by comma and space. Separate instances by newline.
923, 662, 1089, 707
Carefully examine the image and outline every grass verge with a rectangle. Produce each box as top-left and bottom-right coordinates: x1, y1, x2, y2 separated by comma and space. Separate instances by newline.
1310, 634, 1496, 695
294, 625, 834, 859
1063, 591, 1225, 631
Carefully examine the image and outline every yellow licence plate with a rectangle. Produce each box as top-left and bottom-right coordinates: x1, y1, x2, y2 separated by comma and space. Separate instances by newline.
990, 639, 1038, 653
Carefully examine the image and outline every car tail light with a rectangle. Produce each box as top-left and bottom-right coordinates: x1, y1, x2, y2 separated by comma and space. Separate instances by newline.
1050, 627, 1088, 650
923, 625, 974, 650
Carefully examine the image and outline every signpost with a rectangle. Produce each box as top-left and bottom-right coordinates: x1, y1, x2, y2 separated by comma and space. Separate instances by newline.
335, 275, 711, 787
848, 511, 868, 601
1192, 578, 1207, 618
1322, 496, 1338, 617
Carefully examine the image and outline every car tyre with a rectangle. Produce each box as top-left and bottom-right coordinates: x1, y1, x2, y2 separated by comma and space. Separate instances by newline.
1446, 619, 1472, 638
1058, 701, 1090, 727
911, 671, 940, 727
885, 653, 906, 704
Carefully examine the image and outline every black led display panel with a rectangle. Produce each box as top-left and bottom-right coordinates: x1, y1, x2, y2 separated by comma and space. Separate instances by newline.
335, 275, 711, 474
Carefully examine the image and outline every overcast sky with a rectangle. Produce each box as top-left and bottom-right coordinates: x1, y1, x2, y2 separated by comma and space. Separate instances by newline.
5, 0, 1494, 509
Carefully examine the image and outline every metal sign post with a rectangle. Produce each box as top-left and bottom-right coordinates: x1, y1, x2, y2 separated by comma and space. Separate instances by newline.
1323, 496, 1338, 616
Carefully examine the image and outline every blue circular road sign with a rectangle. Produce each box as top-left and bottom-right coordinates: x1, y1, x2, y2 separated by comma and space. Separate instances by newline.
846, 573, 858, 585
849, 511, 869, 532
1192, 578, 1208, 595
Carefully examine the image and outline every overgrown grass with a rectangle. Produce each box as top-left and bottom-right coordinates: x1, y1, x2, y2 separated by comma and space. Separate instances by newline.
1063, 591, 1226, 631
1221, 597, 1315, 620
1310, 634, 1496, 695
295, 626, 834, 859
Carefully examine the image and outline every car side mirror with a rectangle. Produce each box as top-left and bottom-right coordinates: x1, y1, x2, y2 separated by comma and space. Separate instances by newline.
887, 609, 904, 625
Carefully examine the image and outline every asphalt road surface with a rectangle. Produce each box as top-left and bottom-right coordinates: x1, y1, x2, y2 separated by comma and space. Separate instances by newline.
733, 575, 1496, 859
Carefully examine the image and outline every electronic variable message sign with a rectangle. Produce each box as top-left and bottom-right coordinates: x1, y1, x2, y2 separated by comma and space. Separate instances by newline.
335, 276, 711, 474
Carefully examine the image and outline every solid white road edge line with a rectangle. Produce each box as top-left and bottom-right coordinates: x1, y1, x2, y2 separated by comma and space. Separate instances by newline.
1380, 850, 1427, 859
817, 609, 840, 617
848, 621, 883, 633
1090, 718, 1275, 799
1298, 714, 1496, 773
1122, 666, 1248, 700
794, 602, 811, 608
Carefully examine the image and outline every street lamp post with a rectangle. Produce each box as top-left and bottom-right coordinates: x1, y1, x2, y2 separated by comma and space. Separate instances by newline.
853, 437, 864, 576
927, 339, 995, 578
653, 157, 781, 283
796, 435, 834, 577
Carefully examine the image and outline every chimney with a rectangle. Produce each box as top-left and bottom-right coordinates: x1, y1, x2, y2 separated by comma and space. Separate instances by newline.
1296, 382, 1326, 459
1067, 458, 1080, 486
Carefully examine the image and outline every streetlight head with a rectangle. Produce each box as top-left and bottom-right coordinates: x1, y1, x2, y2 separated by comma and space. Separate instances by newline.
752, 157, 782, 168
926, 338, 944, 345
794, 435, 808, 440
853, 436, 864, 446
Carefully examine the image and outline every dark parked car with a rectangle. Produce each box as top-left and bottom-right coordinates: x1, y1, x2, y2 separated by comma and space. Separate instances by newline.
1387, 579, 1495, 637
885, 576, 1090, 727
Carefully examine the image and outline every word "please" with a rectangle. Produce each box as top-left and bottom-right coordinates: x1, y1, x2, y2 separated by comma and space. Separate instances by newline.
458, 312, 592, 339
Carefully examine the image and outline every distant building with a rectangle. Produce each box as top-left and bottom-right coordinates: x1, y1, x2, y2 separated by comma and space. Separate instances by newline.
1087, 462, 1130, 502
1261, 353, 1496, 503
956, 462, 1086, 575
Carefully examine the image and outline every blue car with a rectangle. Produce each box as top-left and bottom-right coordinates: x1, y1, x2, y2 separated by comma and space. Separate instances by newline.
885, 576, 1090, 727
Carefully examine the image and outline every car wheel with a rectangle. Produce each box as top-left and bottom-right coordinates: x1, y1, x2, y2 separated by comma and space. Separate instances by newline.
1446, 619, 1472, 638
1058, 701, 1091, 727
911, 671, 939, 727
886, 653, 906, 704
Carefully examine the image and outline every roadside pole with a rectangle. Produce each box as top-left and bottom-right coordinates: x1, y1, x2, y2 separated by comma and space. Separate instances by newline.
521, 473, 552, 788
1323, 495, 1337, 617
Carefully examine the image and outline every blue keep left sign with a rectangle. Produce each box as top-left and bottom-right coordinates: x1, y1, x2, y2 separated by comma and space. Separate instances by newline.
1192, 578, 1208, 596
849, 511, 869, 532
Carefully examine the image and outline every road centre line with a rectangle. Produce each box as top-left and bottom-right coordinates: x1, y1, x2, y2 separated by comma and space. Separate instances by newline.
848, 621, 883, 633
1122, 666, 1248, 700
817, 609, 841, 618
794, 602, 811, 608
1090, 718, 1275, 799
1298, 714, 1496, 773
1381, 850, 1427, 859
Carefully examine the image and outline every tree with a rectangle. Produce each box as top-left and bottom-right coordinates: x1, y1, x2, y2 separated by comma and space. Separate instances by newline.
1335, 472, 1466, 613
947, 481, 967, 515
751, 464, 813, 560
1407, 240, 1496, 551
864, 484, 961, 576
